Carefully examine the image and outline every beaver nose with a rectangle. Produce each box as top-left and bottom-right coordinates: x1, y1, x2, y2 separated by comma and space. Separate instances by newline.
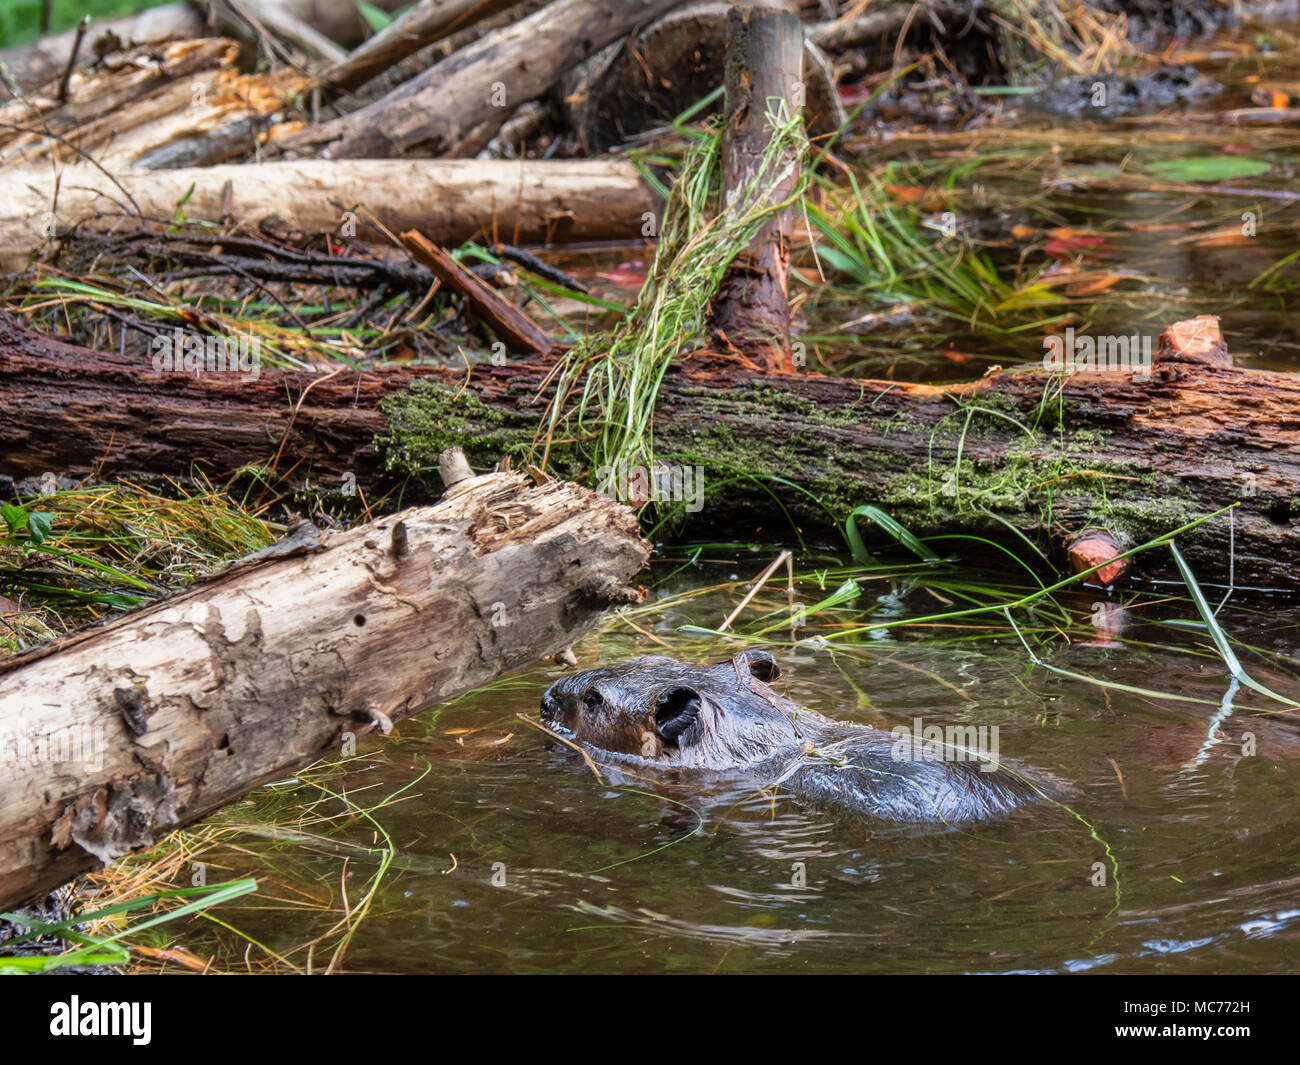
540, 691, 559, 719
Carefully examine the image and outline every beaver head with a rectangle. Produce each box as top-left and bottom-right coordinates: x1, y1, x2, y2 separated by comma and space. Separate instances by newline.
539, 649, 816, 769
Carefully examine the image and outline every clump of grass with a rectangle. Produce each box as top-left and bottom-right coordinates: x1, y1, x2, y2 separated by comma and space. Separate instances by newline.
535, 106, 809, 483
0, 826, 256, 975
22, 276, 356, 371
94, 757, 429, 974
0, 478, 275, 635
991, 0, 1132, 77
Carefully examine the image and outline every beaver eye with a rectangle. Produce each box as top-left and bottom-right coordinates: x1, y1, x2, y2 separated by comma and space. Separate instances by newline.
582, 688, 602, 713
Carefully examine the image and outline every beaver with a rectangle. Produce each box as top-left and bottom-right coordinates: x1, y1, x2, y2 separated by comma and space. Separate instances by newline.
540, 649, 1048, 823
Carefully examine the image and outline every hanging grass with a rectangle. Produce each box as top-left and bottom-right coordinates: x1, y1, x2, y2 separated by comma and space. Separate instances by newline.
535, 105, 810, 483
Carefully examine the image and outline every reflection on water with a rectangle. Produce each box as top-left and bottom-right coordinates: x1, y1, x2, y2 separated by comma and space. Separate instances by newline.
183, 556, 1300, 974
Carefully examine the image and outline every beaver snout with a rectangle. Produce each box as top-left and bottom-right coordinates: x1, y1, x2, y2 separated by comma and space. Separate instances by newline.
539, 690, 561, 720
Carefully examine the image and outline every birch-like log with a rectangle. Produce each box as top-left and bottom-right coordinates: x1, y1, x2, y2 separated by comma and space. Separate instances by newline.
0, 157, 657, 273
0, 471, 649, 910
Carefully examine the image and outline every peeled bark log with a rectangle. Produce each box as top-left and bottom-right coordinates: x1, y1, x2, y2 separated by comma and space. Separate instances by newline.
0, 158, 658, 274
1, 314, 1296, 589
276, 0, 684, 159
0, 469, 649, 910
708, 5, 803, 371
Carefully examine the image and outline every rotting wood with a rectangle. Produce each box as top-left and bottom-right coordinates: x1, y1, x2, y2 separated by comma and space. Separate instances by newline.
0, 4, 204, 98
2, 313, 1295, 590
0, 469, 649, 910
0, 38, 302, 173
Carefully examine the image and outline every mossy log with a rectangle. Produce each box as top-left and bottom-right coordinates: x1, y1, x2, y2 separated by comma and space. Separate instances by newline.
2, 314, 1296, 589
0, 467, 648, 910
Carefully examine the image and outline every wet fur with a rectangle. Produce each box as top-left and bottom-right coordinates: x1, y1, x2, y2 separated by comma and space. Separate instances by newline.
540, 650, 1048, 823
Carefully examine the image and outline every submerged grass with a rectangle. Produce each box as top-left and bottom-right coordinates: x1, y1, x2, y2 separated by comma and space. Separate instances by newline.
806, 166, 1061, 333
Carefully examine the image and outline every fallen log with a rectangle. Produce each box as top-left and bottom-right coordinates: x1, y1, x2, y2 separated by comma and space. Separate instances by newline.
2, 314, 1295, 589
0, 158, 658, 274
317, 0, 521, 97
276, 0, 684, 159
0, 464, 649, 910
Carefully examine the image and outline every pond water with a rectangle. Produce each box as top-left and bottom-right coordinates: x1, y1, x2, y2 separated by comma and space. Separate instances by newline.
179, 556, 1300, 974
121, 19, 1300, 975
541, 23, 1300, 383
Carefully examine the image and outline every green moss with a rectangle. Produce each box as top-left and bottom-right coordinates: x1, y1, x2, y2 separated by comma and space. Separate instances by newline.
378, 380, 586, 485
375, 368, 1219, 563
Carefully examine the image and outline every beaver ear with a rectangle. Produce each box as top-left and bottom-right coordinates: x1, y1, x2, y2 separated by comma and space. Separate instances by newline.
734, 649, 781, 683
654, 686, 702, 746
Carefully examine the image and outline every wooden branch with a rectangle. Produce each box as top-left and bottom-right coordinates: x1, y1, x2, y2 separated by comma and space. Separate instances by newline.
400, 230, 555, 355
277, 0, 684, 159
0, 470, 649, 910
318, 0, 520, 96
809, 1, 967, 51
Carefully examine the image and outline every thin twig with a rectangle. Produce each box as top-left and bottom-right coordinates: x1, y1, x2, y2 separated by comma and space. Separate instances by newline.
515, 713, 605, 784
719, 550, 792, 633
